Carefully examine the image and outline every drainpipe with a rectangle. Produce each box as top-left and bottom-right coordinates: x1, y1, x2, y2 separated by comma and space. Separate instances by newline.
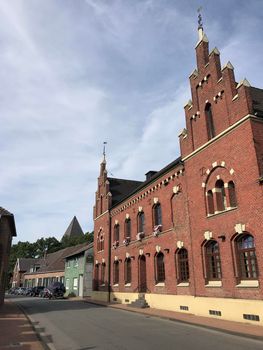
107, 215, 112, 303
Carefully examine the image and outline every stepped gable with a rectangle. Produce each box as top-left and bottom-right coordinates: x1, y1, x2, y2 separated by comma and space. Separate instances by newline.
63, 216, 84, 238
108, 178, 143, 206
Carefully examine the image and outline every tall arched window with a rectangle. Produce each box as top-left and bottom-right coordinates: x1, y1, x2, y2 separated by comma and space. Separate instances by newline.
113, 261, 119, 285
236, 234, 258, 280
228, 181, 237, 207
207, 190, 214, 215
114, 224, 120, 242
155, 252, 165, 283
153, 203, 162, 227
124, 258, 132, 284
205, 103, 215, 140
101, 263, 106, 285
215, 180, 227, 212
176, 248, 189, 283
137, 212, 145, 233
205, 240, 222, 280
124, 219, 131, 239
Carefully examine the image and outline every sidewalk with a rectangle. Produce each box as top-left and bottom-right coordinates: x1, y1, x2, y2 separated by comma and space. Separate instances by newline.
0, 299, 44, 350
82, 297, 263, 340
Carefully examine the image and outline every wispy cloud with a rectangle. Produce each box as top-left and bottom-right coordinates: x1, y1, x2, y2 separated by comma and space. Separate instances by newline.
0, 0, 262, 242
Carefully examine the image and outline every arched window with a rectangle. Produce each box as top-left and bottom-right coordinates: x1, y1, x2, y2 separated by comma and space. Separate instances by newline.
97, 232, 104, 251
153, 203, 162, 227
124, 219, 131, 239
124, 258, 131, 284
114, 224, 120, 242
155, 252, 165, 283
113, 261, 119, 285
236, 234, 258, 280
205, 240, 222, 280
101, 263, 106, 285
205, 103, 215, 140
97, 236, 100, 251
176, 248, 189, 283
137, 212, 145, 233
101, 236, 104, 251
207, 190, 214, 215
215, 180, 227, 212
228, 181, 237, 207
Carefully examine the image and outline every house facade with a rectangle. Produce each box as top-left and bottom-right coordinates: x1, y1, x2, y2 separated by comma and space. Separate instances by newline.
0, 207, 16, 305
12, 258, 42, 287
64, 243, 93, 297
92, 25, 263, 325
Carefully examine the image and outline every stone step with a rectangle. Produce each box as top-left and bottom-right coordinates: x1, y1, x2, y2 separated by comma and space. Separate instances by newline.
128, 298, 150, 309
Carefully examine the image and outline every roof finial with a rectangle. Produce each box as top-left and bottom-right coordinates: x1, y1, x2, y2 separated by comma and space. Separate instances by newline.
103, 141, 107, 162
197, 6, 203, 40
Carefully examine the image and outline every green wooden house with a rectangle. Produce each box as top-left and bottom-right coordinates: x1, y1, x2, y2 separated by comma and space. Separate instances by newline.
64, 242, 93, 297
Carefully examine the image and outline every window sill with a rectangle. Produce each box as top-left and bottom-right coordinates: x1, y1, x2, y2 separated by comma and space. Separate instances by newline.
177, 282, 189, 287
207, 207, 237, 218
125, 283, 131, 287
205, 280, 222, 287
100, 283, 105, 287
155, 282, 165, 287
236, 280, 259, 288
113, 284, 119, 287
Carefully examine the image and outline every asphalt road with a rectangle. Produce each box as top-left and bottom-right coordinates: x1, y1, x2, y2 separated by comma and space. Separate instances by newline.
11, 296, 263, 350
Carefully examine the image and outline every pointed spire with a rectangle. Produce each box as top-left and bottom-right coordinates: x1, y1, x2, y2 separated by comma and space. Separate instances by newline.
100, 142, 107, 177
103, 141, 107, 162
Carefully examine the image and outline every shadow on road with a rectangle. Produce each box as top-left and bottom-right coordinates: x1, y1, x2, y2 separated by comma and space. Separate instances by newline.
6, 294, 105, 315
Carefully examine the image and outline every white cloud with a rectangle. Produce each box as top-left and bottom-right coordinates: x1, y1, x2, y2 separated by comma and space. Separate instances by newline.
0, 0, 262, 242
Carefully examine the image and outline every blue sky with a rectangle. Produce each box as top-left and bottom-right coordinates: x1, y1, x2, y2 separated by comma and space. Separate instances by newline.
1, 0, 263, 243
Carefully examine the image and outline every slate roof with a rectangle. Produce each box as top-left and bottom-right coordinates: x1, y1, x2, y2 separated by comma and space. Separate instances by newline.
0, 206, 17, 236
63, 216, 84, 238
18, 258, 42, 272
110, 156, 182, 208
24, 243, 89, 275
64, 242, 93, 259
108, 178, 143, 206
251, 87, 263, 116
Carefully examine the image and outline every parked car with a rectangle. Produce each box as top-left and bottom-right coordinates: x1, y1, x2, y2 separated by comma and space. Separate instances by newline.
31, 286, 45, 297
45, 282, 65, 299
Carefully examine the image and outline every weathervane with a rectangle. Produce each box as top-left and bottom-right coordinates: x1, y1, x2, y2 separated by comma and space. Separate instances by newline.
197, 6, 203, 30
103, 141, 107, 161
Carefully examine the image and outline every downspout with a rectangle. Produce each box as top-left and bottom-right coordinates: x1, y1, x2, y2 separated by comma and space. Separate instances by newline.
107, 215, 112, 303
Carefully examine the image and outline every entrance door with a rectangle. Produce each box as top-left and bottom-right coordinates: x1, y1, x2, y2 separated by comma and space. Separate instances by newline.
138, 255, 147, 293
79, 274, 83, 297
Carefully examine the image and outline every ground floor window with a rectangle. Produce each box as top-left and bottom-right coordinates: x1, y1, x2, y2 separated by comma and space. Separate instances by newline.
73, 277, 78, 291
65, 279, 70, 290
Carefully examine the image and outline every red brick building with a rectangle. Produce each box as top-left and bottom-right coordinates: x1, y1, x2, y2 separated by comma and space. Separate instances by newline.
92, 25, 263, 325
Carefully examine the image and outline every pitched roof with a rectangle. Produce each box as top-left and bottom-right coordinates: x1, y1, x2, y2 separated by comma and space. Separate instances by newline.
109, 156, 182, 208
108, 178, 143, 206
18, 258, 42, 272
64, 242, 93, 259
0, 206, 17, 236
24, 243, 89, 275
63, 216, 84, 238
251, 87, 263, 116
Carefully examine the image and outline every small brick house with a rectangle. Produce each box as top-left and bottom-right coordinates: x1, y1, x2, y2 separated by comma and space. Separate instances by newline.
0, 207, 16, 305
92, 25, 263, 325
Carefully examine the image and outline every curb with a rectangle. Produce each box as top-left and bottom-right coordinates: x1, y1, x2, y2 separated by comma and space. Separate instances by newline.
84, 300, 263, 342
16, 302, 57, 350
